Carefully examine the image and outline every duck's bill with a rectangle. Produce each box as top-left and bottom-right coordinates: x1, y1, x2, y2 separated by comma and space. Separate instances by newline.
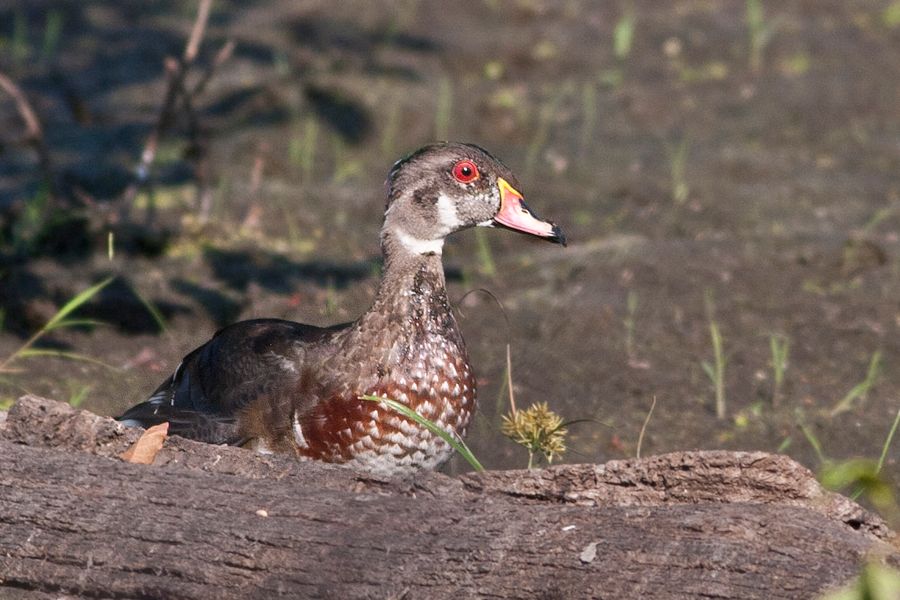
489, 178, 566, 246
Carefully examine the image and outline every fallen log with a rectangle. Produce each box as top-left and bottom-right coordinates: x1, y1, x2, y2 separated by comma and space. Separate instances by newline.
0, 395, 895, 599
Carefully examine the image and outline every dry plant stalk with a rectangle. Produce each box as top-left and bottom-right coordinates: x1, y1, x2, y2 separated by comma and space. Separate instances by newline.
117, 0, 235, 224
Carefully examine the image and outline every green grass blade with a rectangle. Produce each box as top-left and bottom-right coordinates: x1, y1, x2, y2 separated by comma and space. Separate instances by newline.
41, 9, 64, 62
44, 276, 115, 331
474, 228, 496, 277
876, 407, 900, 476
0, 277, 115, 372
360, 394, 484, 471
434, 76, 452, 141
830, 350, 882, 416
16, 348, 119, 370
68, 385, 92, 408
776, 436, 792, 453
127, 282, 168, 333
613, 9, 634, 59
43, 318, 106, 331
798, 421, 827, 465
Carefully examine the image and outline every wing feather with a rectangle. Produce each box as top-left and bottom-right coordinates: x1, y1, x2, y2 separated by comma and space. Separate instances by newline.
118, 318, 342, 444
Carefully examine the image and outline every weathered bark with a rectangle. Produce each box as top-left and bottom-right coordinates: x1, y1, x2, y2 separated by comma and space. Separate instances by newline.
0, 395, 896, 599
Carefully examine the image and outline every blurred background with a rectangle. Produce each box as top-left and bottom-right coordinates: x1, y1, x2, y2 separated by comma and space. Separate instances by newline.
2, 0, 900, 509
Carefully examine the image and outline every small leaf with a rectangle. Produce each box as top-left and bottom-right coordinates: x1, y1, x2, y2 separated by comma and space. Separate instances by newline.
120, 422, 169, 465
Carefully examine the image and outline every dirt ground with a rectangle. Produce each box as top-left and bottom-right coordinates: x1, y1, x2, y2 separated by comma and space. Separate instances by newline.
3, 0, 900, 499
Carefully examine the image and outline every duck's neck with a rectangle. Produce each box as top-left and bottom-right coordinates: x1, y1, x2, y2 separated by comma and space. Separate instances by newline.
370, 230, 448, 318
341, 229, 464, 386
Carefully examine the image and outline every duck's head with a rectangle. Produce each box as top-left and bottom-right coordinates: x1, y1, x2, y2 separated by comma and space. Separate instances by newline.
383, 142, 566, 256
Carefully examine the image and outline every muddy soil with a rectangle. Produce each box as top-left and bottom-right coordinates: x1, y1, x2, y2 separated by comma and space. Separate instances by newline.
3, 1, 900, 495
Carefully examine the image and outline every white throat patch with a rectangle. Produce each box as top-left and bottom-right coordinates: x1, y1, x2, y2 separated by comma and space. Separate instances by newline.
395, 229, 444, 255
436, 194, 462, 231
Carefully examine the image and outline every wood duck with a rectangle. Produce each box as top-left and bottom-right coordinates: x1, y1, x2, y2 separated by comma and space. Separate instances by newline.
118, 142, 566, 474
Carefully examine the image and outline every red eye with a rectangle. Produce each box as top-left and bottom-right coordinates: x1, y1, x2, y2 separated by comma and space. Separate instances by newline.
452, 160, 479, 183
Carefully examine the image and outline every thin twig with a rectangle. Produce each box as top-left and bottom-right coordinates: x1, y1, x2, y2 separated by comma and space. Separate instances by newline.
454, 288, 515, 417
191, 39, 235, 98
636, 395, 657, 459
506, 343, 517, 416
455, 288, 511, 337
172, 73, 212, 222
118, 0, 215, 221
250, 144, 266, 192
184, 39, 235, 223
184, 0, 213, 62
242, 142, 268, 229
118, 63, 185, 219
0, 70, 57, 199
0, 72, 43, 140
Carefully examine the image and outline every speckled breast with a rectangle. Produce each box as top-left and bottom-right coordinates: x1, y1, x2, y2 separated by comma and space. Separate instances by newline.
290, 347, 477, 475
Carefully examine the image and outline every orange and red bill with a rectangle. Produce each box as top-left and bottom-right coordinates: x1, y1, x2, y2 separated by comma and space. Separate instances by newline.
491, 177, 566, 246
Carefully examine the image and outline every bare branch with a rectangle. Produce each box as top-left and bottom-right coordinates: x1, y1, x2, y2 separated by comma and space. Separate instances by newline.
184, 0, 213, 63
191, 38, 236, 98
0, 72, 43, 140
0, 69, 57, 200
117, 0, 217, 222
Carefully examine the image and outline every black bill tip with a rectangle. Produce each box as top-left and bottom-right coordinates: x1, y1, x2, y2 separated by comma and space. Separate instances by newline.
550, 224, 567, 247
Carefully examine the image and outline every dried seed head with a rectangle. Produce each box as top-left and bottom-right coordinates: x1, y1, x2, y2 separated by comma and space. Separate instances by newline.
501, 402, 567, 465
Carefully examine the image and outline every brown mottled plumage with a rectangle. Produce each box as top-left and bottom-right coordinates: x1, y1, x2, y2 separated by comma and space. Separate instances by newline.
118, 142, 565, 475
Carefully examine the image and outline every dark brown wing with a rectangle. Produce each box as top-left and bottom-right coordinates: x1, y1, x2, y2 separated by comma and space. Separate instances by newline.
117, 318, 343, 444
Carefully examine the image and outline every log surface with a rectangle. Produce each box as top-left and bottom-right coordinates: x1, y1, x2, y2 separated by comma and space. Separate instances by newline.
0, 396, 895, 599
